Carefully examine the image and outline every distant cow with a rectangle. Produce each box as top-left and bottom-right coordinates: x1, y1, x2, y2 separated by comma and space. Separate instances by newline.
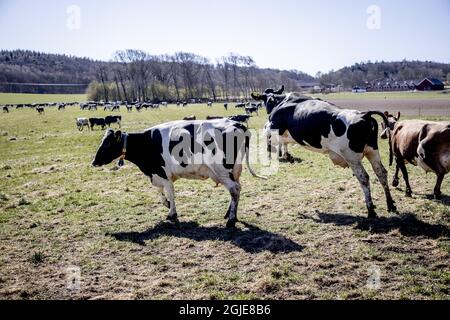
207, 102, 213, 107
76, 118, 90, 131
80, 103, 89, 110
36, 106, 45, 114
235, 103, 246, 108
89, 118, 106, 130
3, 106, 9, 113
206, 116, 224, 120
105, 115, 122, 128
183, 115, 197, 121
58, 103, 66, 111
381, 113, 450, 199
126, 105, 133, 112
92, 120, 266, 228
245, 105, 259, 115
224, 103, 228, 110
252, 85, 397, 218
229, 115, 251, 124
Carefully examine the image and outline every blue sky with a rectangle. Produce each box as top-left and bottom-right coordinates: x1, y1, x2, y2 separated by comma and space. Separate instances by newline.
0, 0, 449, 75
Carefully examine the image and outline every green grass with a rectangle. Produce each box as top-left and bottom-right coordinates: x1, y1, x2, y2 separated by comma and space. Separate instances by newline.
0, 95, 449, 300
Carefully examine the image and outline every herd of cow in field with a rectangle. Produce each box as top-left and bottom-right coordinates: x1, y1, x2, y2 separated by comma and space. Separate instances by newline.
2, 87, 449, 228
90, 85, 449, 228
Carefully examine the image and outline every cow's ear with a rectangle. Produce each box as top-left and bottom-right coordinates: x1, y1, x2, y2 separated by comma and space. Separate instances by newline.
251, 92, 266, 101
115, 130, 122, 142
397, 112, 401, 120
384, 111, 389, 117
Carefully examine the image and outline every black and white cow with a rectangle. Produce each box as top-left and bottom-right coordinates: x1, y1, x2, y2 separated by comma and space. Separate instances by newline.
36, 106, 45, 114
229, 115, 251, 124
252, 86, 397, 218
58, 103, 66, 111
3, 105, 9, 113
76, 118, 90, 131
92, 120, 266, 227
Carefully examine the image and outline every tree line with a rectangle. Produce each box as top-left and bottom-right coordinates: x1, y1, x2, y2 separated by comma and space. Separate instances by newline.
87, 50, 314, 102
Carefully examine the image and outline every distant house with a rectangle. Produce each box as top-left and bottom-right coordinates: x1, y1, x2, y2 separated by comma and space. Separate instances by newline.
415, 78, 445, 91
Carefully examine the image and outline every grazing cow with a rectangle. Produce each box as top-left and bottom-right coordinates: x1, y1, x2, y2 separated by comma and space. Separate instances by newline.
381, 113, 450, 199
92, 120, 266, 227
229, 115, 251, 124
126, 105, 133, 112
89, 118, 106, 130
76, 118, 90, 131
224, 103, 228, 110
206, 116, 224, 120
245, 105, 259, 116
182, 101, 188, 107
3, 106, 9, 113
80, 103, 89, 110
88, 103, 98, 111
183, 115, 197, 121
161, 102, 168, 107
207, 102, 213, 107
58, 103, 66, 111
252, 86, 397, 218
36, 106, 45, 114
105, 115, 122, 128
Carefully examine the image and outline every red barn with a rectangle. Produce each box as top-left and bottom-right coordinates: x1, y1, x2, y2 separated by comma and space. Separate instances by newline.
415, 78, 445, 91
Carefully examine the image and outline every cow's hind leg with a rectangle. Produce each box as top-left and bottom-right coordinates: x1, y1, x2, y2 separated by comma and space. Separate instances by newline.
434, 173, 445, 200
366, 149, 397, 212
392, 161, 400, 187
397, 159, 412, 197
349, 161, 377, 218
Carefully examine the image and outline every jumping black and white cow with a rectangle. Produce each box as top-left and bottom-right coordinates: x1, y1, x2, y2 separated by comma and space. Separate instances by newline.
252, 86, 397, 218
92, 120, 266, 227
105, 115, 122, 128
76, 118, 90, 131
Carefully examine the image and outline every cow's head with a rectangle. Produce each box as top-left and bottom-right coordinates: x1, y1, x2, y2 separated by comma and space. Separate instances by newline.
92, 129, 124, 167
380, 111, 400, 139
251, 85, 285, 114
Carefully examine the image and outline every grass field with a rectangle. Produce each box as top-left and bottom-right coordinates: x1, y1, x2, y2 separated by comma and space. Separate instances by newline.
0, 94, 449, 300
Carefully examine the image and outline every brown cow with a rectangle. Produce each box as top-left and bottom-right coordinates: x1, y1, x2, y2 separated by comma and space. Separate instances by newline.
381, 112, 450, 199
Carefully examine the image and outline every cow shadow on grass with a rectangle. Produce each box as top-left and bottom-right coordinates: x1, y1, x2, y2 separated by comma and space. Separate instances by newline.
310, 212, 450, 239
109, 221, 303, 254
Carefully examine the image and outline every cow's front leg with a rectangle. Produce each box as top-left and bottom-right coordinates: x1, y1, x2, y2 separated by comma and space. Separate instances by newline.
366, 150, 397, 213
223, 180, 241, 228
163, 180, 178, 222
349, 162, 376, 218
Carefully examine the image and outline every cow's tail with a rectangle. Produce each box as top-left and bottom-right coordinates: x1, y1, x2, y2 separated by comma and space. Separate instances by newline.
245, 135, 268, 180
363, 111, 393, 166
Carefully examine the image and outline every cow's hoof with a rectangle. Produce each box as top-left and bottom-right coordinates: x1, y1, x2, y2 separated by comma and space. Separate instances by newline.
406, 190, 412, 198
434, 193, 442, 200
226, 219, 237, 228
166, 215, 178, 223
367, 208, 377, 219
387, 204, 397, 213
392, 179, 399, 188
